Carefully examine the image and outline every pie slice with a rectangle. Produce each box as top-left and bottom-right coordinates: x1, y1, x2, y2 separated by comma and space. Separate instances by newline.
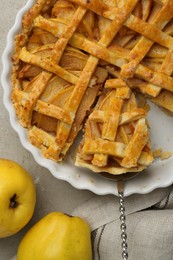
75, 82, 154, 175
11, 0, 172, 174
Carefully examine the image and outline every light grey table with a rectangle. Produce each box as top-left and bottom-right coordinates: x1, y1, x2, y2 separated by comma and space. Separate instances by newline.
0, 1, 94, 259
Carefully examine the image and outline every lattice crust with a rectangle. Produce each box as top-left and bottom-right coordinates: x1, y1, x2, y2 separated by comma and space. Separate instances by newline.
75, 83, 154, 175
11, 0, 172, 168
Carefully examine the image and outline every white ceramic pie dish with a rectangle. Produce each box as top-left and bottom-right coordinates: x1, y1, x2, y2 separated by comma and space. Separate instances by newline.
2, 0, 173, 196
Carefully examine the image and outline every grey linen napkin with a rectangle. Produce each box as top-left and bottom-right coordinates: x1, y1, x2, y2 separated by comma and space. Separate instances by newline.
71, 185, 173, 260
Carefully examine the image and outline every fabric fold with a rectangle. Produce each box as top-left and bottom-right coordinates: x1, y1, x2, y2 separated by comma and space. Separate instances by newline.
71, 185, 173, 259
71, 186, 173, 231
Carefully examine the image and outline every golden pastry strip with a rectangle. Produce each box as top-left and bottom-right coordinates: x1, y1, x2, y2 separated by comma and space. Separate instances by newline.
59, 9, 88, 51
83, 139, 126, 158
34, 100, 74, 124
12, 72, 52, 127
121, 118, 149, 168
89, 108, 146, 126
29, 125, 55, 149
28, 126, 61, 161
119, 109, 146, 125
125, 14, 173, 49
19, 47, 78, 85
92, 91, 123, 167
52, 6, 87, 63
105, 79, 128, 89
102, 91, 123, 141
159, 49, 173, 76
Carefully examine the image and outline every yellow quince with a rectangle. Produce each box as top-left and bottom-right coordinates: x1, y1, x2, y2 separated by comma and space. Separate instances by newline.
0, 158, 36, 238
17, 212, 92, 260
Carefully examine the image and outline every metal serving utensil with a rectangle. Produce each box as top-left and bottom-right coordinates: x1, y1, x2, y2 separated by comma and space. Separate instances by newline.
100, 171, 140, 260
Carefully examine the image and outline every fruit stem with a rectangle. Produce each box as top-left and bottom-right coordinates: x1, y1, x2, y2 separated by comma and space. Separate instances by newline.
65, 213, 73, 217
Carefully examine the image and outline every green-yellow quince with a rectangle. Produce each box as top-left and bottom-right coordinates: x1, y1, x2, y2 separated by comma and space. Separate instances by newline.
17, 212, 92, 260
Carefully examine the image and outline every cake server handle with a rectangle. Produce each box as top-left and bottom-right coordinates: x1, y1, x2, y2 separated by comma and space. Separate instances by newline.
118, 180, 128, 260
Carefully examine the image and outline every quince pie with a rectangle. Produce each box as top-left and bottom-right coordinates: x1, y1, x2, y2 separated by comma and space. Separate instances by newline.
11, 0, 173, 175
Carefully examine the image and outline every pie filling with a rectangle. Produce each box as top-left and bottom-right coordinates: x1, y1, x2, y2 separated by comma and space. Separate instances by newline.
11, 0, 173, 175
